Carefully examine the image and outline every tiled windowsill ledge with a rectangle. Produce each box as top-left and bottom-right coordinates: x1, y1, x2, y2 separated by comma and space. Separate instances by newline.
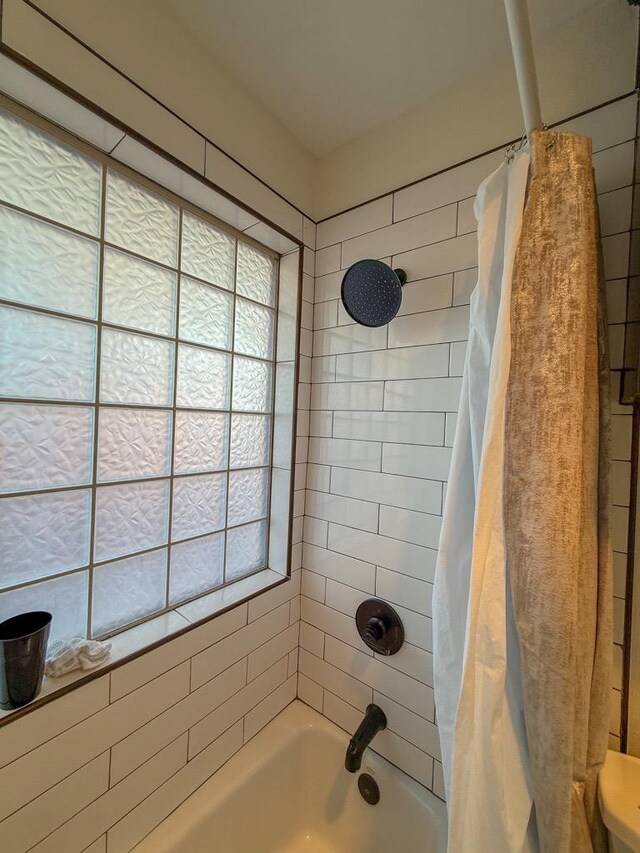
0, 569, 288, 725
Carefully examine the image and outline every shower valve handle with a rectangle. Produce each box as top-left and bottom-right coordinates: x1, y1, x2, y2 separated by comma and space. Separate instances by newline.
362, 616, 387, 645
356, 599, 404, 656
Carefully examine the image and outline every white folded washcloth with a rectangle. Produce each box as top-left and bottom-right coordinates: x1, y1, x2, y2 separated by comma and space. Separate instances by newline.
45, 637, 112, 678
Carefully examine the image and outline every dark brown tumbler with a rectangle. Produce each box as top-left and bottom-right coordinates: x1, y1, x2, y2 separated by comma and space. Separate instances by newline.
0, 611, 52, 709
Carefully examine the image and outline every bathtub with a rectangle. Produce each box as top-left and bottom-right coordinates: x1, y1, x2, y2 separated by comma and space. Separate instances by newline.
135, 699, 447, 852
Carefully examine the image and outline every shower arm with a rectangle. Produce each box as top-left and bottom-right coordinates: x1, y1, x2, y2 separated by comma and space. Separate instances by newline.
503, 0, 543, 139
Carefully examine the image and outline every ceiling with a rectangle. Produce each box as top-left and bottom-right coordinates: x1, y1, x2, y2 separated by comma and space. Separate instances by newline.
163, 0, 598, 156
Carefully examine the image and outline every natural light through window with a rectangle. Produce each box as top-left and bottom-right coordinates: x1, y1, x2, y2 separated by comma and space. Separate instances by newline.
0, 105, 283, 641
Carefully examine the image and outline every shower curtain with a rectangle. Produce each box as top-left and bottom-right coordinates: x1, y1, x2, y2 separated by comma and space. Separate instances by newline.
504, 131, 612, 852
433, 131, 611, 853
433, 147, 534, 853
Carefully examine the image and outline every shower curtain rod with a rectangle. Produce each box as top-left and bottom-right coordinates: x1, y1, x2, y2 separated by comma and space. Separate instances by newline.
503, 0, 543, 138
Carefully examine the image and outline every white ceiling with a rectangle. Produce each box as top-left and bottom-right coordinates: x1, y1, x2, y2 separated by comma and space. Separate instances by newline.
163, 0, 598, 156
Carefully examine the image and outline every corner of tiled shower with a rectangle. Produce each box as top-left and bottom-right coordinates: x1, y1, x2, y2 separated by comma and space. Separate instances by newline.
296, 92, 639, 797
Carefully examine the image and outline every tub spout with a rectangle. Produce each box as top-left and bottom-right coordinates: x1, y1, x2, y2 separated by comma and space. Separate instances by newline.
345, 704, 387, 773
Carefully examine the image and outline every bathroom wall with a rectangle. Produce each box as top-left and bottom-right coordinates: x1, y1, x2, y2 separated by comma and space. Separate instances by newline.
0, 136, 315, 853
0, 587, 302, 852
300, 94, 637, 794
1, 0, 636, 220
606, 100, 640, 755
0, 253, 315, 848
316, 2, 637, 218
616, 101, 640, 757
12, 0, 318, 215
0, 268, 314, 848
0, 14, 317, 853
0, 0, 317, 232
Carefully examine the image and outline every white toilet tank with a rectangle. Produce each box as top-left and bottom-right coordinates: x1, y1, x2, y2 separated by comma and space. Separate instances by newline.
599, 750, 640, 853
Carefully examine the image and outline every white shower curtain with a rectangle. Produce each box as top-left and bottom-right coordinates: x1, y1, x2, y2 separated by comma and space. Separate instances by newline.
432, 149, 535, 853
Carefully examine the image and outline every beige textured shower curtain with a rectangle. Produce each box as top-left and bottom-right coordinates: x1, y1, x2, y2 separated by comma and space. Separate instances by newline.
504, 131, 612, 852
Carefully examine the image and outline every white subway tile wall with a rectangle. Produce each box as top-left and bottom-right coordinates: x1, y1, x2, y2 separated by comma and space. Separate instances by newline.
0, 51, 314, 848
606, 102, 639, 754
0, 235, 310, 853
0, 570, 303, 852
302, 95, 637, 794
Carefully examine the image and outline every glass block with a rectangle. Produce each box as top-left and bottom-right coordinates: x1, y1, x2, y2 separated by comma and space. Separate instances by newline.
226, 520, 267, 581
228, 468, 269, 527
100, 328, 174, 407
0, 206, 99, 318
229, 414, 271, 469
234, 299, 274, 360
0, 107, 101, 235
232, 357, 272, 412
97, 408, 172, 482
181, 210, 235, 289
176, 344, 230, 410
236, 242, 276, 307
0, 571, 88, 643
173, 411, 228, 474
171, 473, 226, 541
0, 490, 91, 588
105, 171, 178, 266
169, 532, 224, 605
178, 276, 232, 350
94, 479, 169, 563
0, 306, 96, 402
103, 248, 177, 336
0, 403, 93, 494
92, 549, 167, 636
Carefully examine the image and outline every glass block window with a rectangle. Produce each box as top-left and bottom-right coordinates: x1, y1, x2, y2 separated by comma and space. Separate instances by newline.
0, 106, 281, 641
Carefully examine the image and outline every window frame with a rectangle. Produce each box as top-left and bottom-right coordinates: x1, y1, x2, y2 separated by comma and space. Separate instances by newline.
0, 92, 301, 646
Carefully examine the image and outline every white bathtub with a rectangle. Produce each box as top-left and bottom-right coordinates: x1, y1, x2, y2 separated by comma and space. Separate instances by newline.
135, 700, 447, 852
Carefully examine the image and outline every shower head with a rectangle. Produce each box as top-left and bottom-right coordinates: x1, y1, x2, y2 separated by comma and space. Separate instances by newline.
341, 260, 407, 327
